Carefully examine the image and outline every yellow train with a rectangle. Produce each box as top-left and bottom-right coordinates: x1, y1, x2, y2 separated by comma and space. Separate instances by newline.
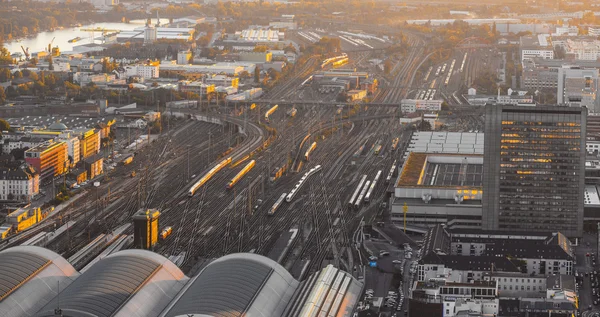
227, 160, 256, 189
189, 157, 232, 196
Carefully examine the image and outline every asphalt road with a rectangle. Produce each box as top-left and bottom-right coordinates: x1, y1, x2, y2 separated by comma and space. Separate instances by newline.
577, 232, 600, 315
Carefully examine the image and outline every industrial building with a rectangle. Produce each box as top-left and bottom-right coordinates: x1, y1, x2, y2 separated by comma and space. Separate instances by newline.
0, 246, 362, 317
24, 141, 68, 180
178, 81, 216, 96
482, 105, 587, 237
133, 209, 161, 250
401, 99, 443, 113
116, 27, 195, 43
403, 132, 484, 159
160, 62, 247, 75
391, 152, 484, 229
234, 27, 285, 42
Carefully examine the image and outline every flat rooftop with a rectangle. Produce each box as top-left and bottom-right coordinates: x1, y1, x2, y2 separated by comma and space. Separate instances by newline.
7, 116, 114, 131
397, 153, 483, 187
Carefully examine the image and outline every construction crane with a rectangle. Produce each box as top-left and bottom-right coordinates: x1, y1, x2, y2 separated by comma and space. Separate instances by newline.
47, 37, 55, 54
21, 46, 29, 61
47, 37, 60, 57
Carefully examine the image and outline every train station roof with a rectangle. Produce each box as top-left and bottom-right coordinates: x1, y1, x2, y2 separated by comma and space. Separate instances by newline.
35, 249, 188, 317
0, 246, 79, 317
282, 265, 363, 317
0, 246, 362, 317
162, 253, 299, 317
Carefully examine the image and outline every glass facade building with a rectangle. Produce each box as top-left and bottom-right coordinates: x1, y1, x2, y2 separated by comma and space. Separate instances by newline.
483, 105, 587, 237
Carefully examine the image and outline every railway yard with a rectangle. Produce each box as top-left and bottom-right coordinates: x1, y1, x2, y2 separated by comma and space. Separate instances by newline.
0, 102, 413, 280
0, 23, 496, 311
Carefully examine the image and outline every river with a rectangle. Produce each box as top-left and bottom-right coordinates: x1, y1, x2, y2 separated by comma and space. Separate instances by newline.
4, 19, 169, 55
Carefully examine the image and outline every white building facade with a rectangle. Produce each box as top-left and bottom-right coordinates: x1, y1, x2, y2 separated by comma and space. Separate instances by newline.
0, 168, 39, 201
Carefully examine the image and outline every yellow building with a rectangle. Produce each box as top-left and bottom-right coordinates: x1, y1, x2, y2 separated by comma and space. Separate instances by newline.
80, 129, 100, 160
24, 141, 68, 180
6, 207, 43, 232
133, 209, 161, 249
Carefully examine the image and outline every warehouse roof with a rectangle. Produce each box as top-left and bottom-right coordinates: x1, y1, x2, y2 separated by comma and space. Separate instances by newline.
35, 250, 188, 317
162, 253, 299, 317
0, 246, 79, 317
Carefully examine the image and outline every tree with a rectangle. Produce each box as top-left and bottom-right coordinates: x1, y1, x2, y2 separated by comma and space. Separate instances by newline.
253, 45, 268, 52
418, 120, 432, 131
254, 66, 260, 83
5, 86, 17, 98
0, 68, 11, 82
554, 45, 566, 59
441, 101, 449, 111
0, 45, 12, 65
10, 147, 28, 160
0, 118, 10, 131
0, 86, 5, 104
239, 71, 250, 79
29, 57, 38, 66
383, 59, 392, 75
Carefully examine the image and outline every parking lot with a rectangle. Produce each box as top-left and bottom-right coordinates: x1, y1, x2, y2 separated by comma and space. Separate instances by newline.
359, 240, 419, 316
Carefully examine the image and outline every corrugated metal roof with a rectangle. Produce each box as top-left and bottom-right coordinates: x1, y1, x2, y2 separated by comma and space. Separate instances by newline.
164, 257, 271, 317
35, 253, 161, 317
0, 249, 49, 301
163, 253, 298, 317
0, 246, 79, 317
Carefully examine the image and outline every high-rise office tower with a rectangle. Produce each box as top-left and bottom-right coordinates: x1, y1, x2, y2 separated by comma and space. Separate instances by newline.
483, 105, 586, 237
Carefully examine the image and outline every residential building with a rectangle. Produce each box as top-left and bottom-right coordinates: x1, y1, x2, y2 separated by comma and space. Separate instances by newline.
565, 38, 600, 60
552, 26, 578, 36
79, 129, 100, 160
519, 35, 554, 63
59, 136, 80, 166
482, 105, 587, 237
417, 253, 520, 283
424, 226, 575, 276
557, 66, 600, 112
83, 154, 103, 179
400, 99, 443, 113
124, 65, 160, 79
409, 280, 498, 317
0, 167, 39, 201
24, 141, 68, 180
2, 137, 45, 155
589, 26, 600, 36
